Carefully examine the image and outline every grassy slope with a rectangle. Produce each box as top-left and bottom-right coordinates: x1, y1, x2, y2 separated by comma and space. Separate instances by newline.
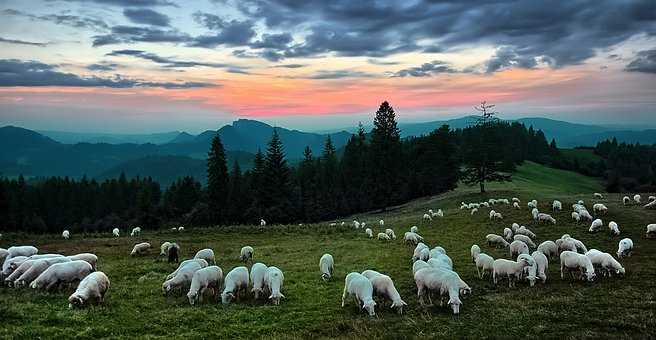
1, 163, 655, 339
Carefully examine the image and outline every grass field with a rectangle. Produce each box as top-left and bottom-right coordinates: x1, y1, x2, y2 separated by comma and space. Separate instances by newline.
1, 163, 655, 339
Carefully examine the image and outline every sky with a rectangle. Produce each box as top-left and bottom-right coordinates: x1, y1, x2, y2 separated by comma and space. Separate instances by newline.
0, 0, 655, 133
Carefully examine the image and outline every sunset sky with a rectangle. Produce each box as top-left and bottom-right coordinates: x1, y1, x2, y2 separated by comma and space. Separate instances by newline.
1, 0, 655, 133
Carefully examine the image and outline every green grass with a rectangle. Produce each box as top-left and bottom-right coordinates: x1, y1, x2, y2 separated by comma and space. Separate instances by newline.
1, 163, 654, 339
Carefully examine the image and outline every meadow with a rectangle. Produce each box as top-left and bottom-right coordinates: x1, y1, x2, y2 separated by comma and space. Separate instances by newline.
1, 163, 655, 339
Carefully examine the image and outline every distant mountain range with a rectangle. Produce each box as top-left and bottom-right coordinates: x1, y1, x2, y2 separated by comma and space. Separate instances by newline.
2, 116, 655, 185
37, 130, 182, 145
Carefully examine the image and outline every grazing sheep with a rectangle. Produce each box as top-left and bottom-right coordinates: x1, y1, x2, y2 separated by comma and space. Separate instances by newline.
403, 232, 423, 245
62, 230, 70, 240
486, 234, 509, 248
418, 248, 430, 262
617, 238, 633, 258
513, 202, 521, 209
537, 241, 558, 259
379, 219, 384, 227
634, 194, 641, 204
412, 243, 429, 262
410, 226, 418, 234
250, 262, 268, 300
493, 212, 503, 220
589, 218, 603, 232
645, 200, 656, 209
470, 208, 478, 215
492, 256, 532, 288
608, 221, 620, 235
509, 240, 530, 259
470, 245, 481, 263
511, 223, 520, 233
430, 246, 446, 258
30, 260, 93, 291
537, 213, 556, 224
585, 250, 625, 277
516, 226, 536, 239
437, 209, 444, 217
194, 249, 215, 265
571, 212, 580, 222
178, 226, 185, 232
514, 235, 536, 248
67, 253, 98, 271
593, 203, 608, 215
187, 266, 223, 305
353, 220, 361, 229
622, 196, 630, 205
260, 219, 266, 227
594, 193, 603, 199
7, 246, 38, 259
264, 266, 285, 305
385, 228, 396, 240
130, 227, 141, 236
68, 271, 110, 308
221, 266, 249, 304
378, 233, 391, 241
531, 208, 539, 220
342, 272, 376, 316
555, 238, 576, 254
646, 224, 656, 238
475, 253, 494, 279
166, 259, 208, 281
428, 254, 453, 271
560, 251, 595, 281
579, 210, 593, 221
240, 246, 254, 263
364, 228, 373, 238
160, 242, 172, 257
503, 227, 513, 242
552, 200, 562, 211
5, 259, 42, 286
112, 228, 120, 237
362, 270, 407, 314
413, 267, 463, 314
163, 261, 206, 296
130, 242, 151, 256
423, 213, 432, 222
14, 257, 72, 288
319, 254, 334, 281
531, 251, 548, 284
489, 210, 496, 220
412, 260, 430, 275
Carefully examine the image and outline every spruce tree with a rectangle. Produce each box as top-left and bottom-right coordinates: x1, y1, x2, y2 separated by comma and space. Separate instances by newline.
368, 101, 402, 210
207, 133, 229, 224
263, 129, 293, 222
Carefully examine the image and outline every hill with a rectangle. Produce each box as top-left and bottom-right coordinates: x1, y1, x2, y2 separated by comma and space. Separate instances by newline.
38, 130, 182, 145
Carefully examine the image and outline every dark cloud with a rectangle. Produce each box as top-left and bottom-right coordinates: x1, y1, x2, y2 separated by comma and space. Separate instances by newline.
0, 59, 213, 88
190, 19, 256, 47
86, 62, 118, 71
393, 60, 460, 77
2, 9, 109, 31
92, 26, 189, 46
123, 9, 170, 26
0, 37, 47, 47
105, 49, 234, 69
625, 49, 656, 74
486, 46, 539, 73
250, 33, 293, 49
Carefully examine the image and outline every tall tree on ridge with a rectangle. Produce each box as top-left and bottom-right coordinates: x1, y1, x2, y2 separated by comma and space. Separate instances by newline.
207, 133, 229, 224
368, 101, 402, 210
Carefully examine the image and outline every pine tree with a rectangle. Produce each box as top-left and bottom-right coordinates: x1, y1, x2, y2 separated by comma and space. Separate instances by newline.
207, 133, 229, 224
368, 101, 402, 210
228, 161, 245, 223
297, 146, 318, 220
263, 129, 293, 222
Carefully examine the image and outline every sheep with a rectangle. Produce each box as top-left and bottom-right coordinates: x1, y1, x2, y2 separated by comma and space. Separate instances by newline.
509, 240, 529, 259
594, 193, 603, 199
342, 272, 376, 316
514, 235, 536, 248
492, 256, 532, 288
5, 259, 42, 286
30, 260, 93, 291
166, 259, 208, 280
162, 261, 206, 296
646, 224, 656, 238
112, 228, 120, 237
537, 241, 558, 259
571, 212, 580, 222
250, 262, 268, 300
513, 202, 521, 209
592, 203, 608, 215
2, 256, 27, 281
512, 197, 520, 203
62, 230, 70, 240
67, 253, 98, 271
579, 210, 594, 221
3, 253, 62, 284
379, 219, 384, 227
430, 246, 447, 258
185, 266, 223, 305
460, 202, 468, 210
516, 226, 536, 239
378, 233, 391, 241
560, 251, 595, 281
622, 196, 630, 205
475, 253, 494, 279
14, 257, 72, 288
428, 254, 453, 271
385, 228, 396, 240
413, 267, 463, 314
410, 226, 418, 234
412, 243, 429, 262
489, 210, 496, 220
555, 238, 576, 254
589, 218, 603, 232
617, 238, 633, 258
320, 254, 334, 281
418, 248, 431, 262
130, 227, 141, 236
634, 194, 641, 204
531, 251, 548, 284
650, 196, 656, 202
178, 226, 185, 232
159, 242, 180, 263
437, 209, 444, 217
260, 219, 266, 227
362, 270, 407, 314
130, 242, 151, 256
423, 213, 432, 222
412, 260, 430, 275
503, 228, 513, 242
171, 227, 177, 231
531, 208, 539, 220
528, 201, 536, 209
470, 208, 478, 215
608, 221, 620, 235
552, 200, 562, 211
221, 266, 249, 304
493, 212, 503, 220
470, 245, 481, 263
240, 246, 254, 263
353, 220, 361, 229
403, 232, 423, 245
585, 250, 625, 277
537, 213, 556, 224
7, 245, 38, 259
645, 200, 656, 209
68, 271, 110, 308
511, 223, 520, 233
486, 234, 509, 248
0, 248, 8, 268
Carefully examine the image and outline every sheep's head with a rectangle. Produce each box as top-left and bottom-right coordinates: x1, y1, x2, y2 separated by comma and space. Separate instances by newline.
30, 280, 42, 290
68, 295, 84, 308
391, 299, 407, 315
321, 273, 330, 281
448, 296, 462, 315
362, 300, 376, 317
269, 292, 285, 305
187, 291, 198, 305
221, 291, 234, 305
584, 270, 596, 282
616, 267, 626, 275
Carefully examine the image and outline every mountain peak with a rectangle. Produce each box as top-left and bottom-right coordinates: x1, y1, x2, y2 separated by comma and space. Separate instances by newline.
232, 119, 273, 129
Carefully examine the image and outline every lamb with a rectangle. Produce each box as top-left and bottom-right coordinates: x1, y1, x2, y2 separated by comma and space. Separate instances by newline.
194, 248, 216, 265
634, 194, 641, 204
513, 202, 521, 209
617, 238, 633, 258
14, 257, 71, 288
112, 228, 120, 237
593, 203, 608, 214
516, 226, 536, 239
571, 212, 580, 222
537, 213, 556, 224
492, 256, 532, 288
514, 235, 536, 248
589, 218, 603, 232
470, 208, 478, 215
423, 213, 432, 221
475, 253, 494, 279
608, 221, 620, 235
361, 270, 407, 314
62, 230, 70, 240
412, 260, 430, 275
403, 232, 423, 245
68, 271, 110, 308
342, 272, 376, 316
413, 267, 463, 314
30, 260, 93, 291
250, 262, 268, 300
130, 227, 141, 236
509, 240, 529, 259
537, 241, 558, 259
221, 266, 249, 304
240, 246, 254, 263
319, 254, 334, 281
531, 208, 539, 220
646, 224, 656, 238
378, 232, 391, 241
594, 193, 603, 199
470, 244, 481, 263
385, 228, 396, 240
410, 226, 418, 234
130, 242, 151, 256
486, 234, 509, 248
531, 251, 548, 284
503, 227, 513, 241
560, 251, 595, 281
622, 196, 630, 205
552, 200, 562, 211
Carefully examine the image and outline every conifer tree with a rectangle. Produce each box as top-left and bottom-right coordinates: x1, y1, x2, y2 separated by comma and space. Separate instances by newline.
207, 133, 229, 224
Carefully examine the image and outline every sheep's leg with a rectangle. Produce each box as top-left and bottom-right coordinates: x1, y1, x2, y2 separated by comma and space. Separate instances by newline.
476, 266, 481, 279
341, 287, 348, 307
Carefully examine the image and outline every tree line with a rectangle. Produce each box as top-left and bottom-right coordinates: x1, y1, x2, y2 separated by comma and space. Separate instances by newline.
0, 101, 560, 233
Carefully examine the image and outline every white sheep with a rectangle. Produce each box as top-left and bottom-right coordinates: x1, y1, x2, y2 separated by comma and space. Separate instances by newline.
30, 260, 93, 291
470, 244, 481, 263
593, 203, 608, 215
378, 232, 391, 241
412, 243, 429, 262
353, 220, 360, 229
62, 230, 70, 240
423, 213, 432, 222
486, 234, 509, 248
617, 238, 633, 258
178, 226, 185, 232
489, 210, 496, 220
362, 270, 407, 314
634, 194, 641, 204
1, 256, 28, 280
5, 254, 65, 285
428, 254, 453, 270
531, 208, 539, 220
560, 251, 595, 281
112, 228, 120, 237
194, 248, 216, 265
530, 251, 548, 285
419, 248, 430, 262
403, 232, 423, 245
537, 213, 556, 224
260, 219, 266, 227
412, 260, 430, 275
622, 196, 630, 205
320, 254, 334, 281
162, 261, 206, 295
363, 228, 372, 238
66, 253, 98, 271
552, 200, 562, 211
475, 253, 494, 279
645, 200, 656, 209
187, 266, 223, 305
414, 267, 463, 314
410, 226, 418, 234
492, 256, 532, 288
589, 218, 603, 232
509, 240, 529, 259
594, 193, 603, 199
430, 246, 446, 258
608, 221, 620, 235
571, 211, 580, 222
437, 209, 444, 217
379, 219, 384, 227
130, 227, 141, 236
385, 228, 396, 240
503, 227, 513, 241
250, 262, 268, 300
493, 212, 503, 220
240, 246, 254, 263
516, 226, 536, 239
221, 266, 249, 304
511, 223, 520, 233
264, 266, 285, 305
470, 208, 478, 215
7, 245, 38, 258
166, 259, 208, 281
514, 234, 536, 248
513, 202, 520, 209
585, 250, 625, 277
342, 272, 376, 316
537, 241, 558, 259
646, 224, 656, 238
68, 271, 110, 308
555, 238, 576, 253
14, 257, 71, 288
130, 242, 151, 256
579, 209, 594, 221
